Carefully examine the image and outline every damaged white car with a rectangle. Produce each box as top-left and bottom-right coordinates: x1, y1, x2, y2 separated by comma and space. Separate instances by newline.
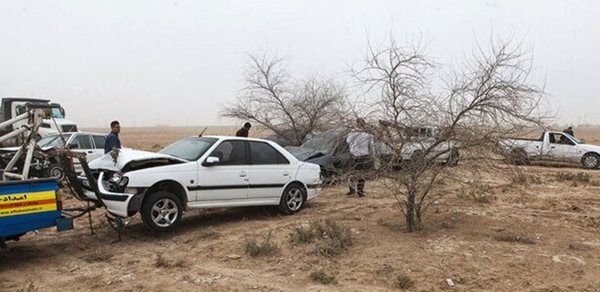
80, 136, 322, 231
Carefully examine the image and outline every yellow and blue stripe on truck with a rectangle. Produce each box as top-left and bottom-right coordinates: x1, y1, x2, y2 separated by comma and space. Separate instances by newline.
0, 179, 71, 239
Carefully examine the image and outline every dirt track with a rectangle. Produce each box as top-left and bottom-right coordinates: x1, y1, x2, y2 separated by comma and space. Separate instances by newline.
2, 127, 600, 291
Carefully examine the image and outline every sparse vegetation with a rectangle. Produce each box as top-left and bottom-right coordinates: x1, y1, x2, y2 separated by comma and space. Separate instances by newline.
555, 172, 592, 184
290, 219, 353, 257
154, 254, 187, 268
394, 274, 415, 289
511, 173, 543, 185
197, 229, 221, 240
493, 232, 535, 245
245, 231, 280, 257
310, 270, 337, 285
16, 282, 37, 292
80, 251, 113, 263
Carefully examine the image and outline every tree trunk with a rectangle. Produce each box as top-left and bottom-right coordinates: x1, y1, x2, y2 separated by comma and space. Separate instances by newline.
405, 187, 417, 232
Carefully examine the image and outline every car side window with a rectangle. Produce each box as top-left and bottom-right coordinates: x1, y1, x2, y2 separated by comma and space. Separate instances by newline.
69, 135, 92, 149
92, 135, 106, 149
209, 140, 246, 165
549, 133, 574, 146
249, 141, 289, 165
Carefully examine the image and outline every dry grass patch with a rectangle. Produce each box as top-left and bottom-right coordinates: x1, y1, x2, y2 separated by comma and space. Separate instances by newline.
290, 219, 353, 257
394, 274, 415, 289
154, 254, 187, 268
245, 231, 279, 257
310, 270, 337, 285
493, 232, 535, 245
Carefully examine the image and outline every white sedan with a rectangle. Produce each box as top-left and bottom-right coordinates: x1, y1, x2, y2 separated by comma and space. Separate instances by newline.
81, 136, 322, 231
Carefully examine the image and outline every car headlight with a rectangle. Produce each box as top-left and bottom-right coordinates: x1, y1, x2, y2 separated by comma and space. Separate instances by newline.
107, 172, 129, 191
109, 172, 123, 183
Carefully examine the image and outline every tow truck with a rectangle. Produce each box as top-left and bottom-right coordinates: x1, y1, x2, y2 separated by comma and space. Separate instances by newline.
0, 103, 113, 251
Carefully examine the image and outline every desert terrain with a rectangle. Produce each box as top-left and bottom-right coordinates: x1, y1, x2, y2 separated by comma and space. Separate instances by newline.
1, 126, 600, 291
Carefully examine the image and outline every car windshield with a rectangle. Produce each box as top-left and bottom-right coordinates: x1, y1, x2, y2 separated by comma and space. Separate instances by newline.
159, 137, 218, 161
51, 108, 65, 119
38, 134, 72, 148
300, 129, 344, 154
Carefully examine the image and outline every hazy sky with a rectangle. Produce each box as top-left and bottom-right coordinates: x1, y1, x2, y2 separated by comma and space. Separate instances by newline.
0, 0, 598, 128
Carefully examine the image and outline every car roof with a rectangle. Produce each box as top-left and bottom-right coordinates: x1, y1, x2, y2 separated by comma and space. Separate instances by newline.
199, 135, 278, 143
47, 132, 106, 136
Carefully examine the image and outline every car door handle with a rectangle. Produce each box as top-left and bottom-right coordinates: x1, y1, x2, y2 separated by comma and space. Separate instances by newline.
87, 151, 93, 154
551, 146, 555, 149
283, 171, 289, 177
239, 171, 247, 177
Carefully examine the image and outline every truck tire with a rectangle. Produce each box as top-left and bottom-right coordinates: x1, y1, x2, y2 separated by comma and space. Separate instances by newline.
141, 191, 183, 232
509, 148, 528, 165
45, 164, 65, 182
581, 153, 600, 169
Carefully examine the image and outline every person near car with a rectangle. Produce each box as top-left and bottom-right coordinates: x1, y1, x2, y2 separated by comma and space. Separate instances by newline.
563, 126, 574, 137
346, 118, 375, 197
104, 120, 122, 153
235, 122, 252, 137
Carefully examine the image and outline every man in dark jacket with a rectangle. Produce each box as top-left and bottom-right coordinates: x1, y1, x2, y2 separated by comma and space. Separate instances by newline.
235, 122, 252, 137
563, 126, 575, 137
104, 120, 122, 153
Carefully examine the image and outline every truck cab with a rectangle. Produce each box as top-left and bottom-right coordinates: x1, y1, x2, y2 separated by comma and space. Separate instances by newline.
0, 97, 78, 146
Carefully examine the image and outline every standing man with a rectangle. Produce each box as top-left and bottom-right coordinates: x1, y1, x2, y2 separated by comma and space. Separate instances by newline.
104, 120, 122, 153
235, 122, 252, 137
346, 118, 374, 197
563, 126, 575, 137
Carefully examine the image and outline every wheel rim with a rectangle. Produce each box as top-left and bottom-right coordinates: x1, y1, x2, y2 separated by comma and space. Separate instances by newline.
151, 198, 179, 227
50, 167, 64, 180
584, 155, 598, 168
286, 188, 303, 211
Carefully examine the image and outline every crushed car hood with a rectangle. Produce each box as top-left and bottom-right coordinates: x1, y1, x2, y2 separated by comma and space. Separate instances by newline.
89, 149, 187, 172
285, 146, 327, 161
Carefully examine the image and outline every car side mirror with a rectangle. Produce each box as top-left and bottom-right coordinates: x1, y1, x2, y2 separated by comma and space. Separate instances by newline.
203, 156, 220, 166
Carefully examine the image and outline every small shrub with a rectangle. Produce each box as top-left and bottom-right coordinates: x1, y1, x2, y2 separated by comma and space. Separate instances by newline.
290, 225, 317, 244
197, 229, 221, 240
313, 220, 353, 257
310, 270, 337, 285
81, 251, 113, 263
493, 232, 535, 245
511, 174, 543, 186
555, 172, 591, 184
17, 282, 37, 292
245, 231, 279, 257
394, 274, 415, 289
155, 254, 187, 268
291, 219, 353, 257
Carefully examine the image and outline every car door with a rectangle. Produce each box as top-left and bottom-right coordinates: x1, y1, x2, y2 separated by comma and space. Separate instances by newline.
546, 133, 580, 162
90, 134, 107, 161
67, 134, 94, 173
246, 141, 294, 200
195, 140, 249, 201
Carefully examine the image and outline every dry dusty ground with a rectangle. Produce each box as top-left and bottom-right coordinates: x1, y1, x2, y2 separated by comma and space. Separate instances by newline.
2, 127, 600, 291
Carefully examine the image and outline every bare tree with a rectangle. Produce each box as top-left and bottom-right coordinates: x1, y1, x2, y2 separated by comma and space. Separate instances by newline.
222, 54, 347, 146
353, 38, 550, 232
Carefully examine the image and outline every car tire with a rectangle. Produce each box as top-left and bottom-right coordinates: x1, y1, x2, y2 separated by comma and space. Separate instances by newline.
45, 164, 65, 182
278, 183, 306, 215
581, 153, 600, 169
141, 191, 183, 232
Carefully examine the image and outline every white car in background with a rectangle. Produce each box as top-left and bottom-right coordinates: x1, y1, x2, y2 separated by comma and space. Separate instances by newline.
81, 136, 322, 231
0, 132, 106, 180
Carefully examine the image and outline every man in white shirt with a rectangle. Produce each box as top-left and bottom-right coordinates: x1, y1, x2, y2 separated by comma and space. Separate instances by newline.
346, 118, 375, 197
